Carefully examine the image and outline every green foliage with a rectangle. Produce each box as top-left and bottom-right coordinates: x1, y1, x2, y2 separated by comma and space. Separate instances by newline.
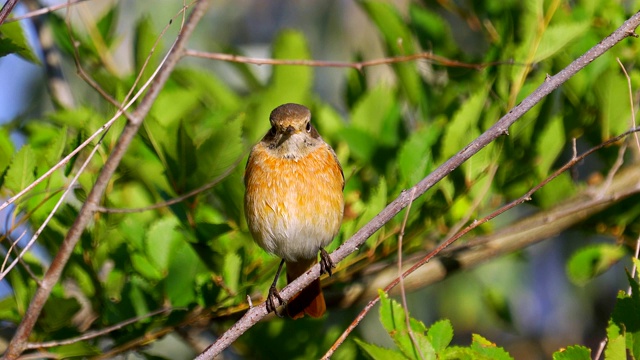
355, 291, 513, 359
566, 244, 626, 286
0, 21, 40, 63
1, 0, 639, 358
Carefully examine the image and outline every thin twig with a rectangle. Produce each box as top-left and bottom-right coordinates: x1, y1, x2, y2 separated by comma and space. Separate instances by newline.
185, 49, 510, 71
0, 0, 18, 25
5, 0, 90, 23
1, 1, 211, 358
25, 307, 172, 349
397, 188, 424, 360
200, 10, 640, 360
617, 58, 640, 151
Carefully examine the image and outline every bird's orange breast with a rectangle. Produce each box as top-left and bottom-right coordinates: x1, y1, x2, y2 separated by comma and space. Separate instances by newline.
244, 142, 344, 262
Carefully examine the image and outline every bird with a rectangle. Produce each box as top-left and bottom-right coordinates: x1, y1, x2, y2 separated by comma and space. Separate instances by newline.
244, 103, 344, 319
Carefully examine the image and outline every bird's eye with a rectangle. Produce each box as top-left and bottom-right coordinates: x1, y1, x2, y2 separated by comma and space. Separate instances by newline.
305, 122, 311, 132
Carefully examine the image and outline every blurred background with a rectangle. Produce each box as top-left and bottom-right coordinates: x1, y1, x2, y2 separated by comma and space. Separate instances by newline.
1, 0, 638, 359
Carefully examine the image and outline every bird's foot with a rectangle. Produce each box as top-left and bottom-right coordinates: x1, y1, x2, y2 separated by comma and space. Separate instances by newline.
319, 248, 334, 276
267, 283, 286, 317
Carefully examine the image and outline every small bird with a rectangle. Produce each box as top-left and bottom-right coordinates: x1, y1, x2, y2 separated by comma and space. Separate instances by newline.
244, 103, 344, 318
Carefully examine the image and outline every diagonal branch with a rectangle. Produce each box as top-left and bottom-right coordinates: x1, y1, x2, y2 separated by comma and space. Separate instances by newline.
1, 1, 211, 359
196, 10, 640, 359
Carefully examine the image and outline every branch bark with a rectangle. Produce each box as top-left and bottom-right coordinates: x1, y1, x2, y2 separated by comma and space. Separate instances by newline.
196, 10, 640, 359
1, 1, 210, 358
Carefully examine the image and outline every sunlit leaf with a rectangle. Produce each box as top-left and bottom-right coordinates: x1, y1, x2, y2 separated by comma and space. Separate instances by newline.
4, 145, 37, 194
566, 244, 626, 286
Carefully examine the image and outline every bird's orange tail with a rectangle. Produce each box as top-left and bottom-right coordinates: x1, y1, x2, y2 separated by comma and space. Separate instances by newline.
286, 259, 326, 319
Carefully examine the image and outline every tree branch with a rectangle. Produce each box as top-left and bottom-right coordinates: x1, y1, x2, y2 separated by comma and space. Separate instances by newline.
1, 1, 210, 358
196, 10, 640, 359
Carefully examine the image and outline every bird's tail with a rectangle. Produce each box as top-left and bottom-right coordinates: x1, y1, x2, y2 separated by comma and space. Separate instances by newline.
286, 258, 325, 319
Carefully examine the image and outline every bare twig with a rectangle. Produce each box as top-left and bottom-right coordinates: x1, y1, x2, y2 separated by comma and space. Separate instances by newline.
617, 58, 640, 151
0, 0, 19, 25
199, 9, 640, 360
24, 307, 172, 349
5, 0, 90, 23
396, 188, 424, 360
1, 1, 211, 358
185, 49, 508, 71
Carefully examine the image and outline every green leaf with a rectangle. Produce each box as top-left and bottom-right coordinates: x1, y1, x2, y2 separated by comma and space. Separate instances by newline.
360, 1, 423, 104
441, 89, 487, 160
351, 86, 400, 147
222, 252, 242, 296
535, 115, 564, 177
470, 334, 514, 360
533, 22, 590, 62
38, 296, 81, 332
131, 252, 164, 281
398, 124, 440, 186
165, 237, 208, 306
340, 127, 377, 163
96, 5, 118, 45
0, 127, 14, 176
4, 145, 37, 194
192, 113, 244, 190
427, 319, 453, 353
134, 16, 163, 85
354, 338, 407, 360
566, 244, 626, 286
379, 290, 433, 359
604, 321, 626, 360
352, 177, 388, 243
596, 70, 632, 139
49, 342, 101, 358
0, 21, 40, 63
145, 217, 181, 274
552, 345, 591, 360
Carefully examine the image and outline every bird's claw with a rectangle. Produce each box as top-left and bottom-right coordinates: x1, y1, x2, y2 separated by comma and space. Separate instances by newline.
319, 248, 334, 276
267, 283, 286, 317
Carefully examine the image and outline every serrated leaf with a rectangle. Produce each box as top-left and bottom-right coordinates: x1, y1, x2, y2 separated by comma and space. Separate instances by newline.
0, 21, 40, 63
354, 338, 407, 360
534, 22, 590, 62
4, 145, 37, 194
566, 244, 625, 286
535, 115, 564, 177
604, 321, 626, 360
470, 334, 514, 360
379, 290, 432, 359
428, 319, 453, 353
552, 345, 591, 360
145, 217, 181, 273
